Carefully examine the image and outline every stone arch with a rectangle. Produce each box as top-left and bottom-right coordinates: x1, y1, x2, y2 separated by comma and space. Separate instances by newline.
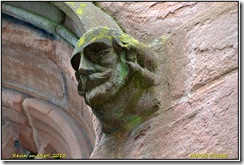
2, 2, 121, 159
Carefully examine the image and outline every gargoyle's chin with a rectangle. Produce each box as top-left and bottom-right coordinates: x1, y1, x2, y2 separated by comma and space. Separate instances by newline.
85, 81, 119, 108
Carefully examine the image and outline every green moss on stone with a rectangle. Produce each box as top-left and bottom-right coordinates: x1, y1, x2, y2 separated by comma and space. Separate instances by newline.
80, 3, 87, 8
117, 52, 129, 84
125, 115, 142, 131
120, 33, 139, 45
77, 26, 111, 47
76, 8, 83, 15
74, 26, 143, 57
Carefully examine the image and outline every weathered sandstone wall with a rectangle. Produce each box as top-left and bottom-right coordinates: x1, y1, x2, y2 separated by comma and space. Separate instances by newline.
1, 2, 238, 160
93, 2, 238, 159
2, 14, 95, 159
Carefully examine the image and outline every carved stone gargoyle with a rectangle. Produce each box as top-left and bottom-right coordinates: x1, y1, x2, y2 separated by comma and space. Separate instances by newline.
71, 26, 160, 134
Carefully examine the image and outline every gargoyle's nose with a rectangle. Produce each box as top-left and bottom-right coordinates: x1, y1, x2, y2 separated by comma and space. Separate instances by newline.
78, 55, 96, 76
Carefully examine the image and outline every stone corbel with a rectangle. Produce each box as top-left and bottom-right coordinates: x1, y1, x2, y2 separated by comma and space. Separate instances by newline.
71, 26, 161, 134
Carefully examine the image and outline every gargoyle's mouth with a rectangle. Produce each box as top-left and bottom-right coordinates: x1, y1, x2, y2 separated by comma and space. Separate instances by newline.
77, 69, 112, 96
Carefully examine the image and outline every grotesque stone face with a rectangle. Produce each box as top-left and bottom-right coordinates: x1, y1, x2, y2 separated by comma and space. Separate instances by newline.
71, 26, 159, 134
73, 42, 129, 108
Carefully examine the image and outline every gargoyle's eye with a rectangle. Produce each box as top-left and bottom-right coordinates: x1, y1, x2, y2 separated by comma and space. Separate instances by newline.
84, 42, 111, 63
96, 49, 110, 58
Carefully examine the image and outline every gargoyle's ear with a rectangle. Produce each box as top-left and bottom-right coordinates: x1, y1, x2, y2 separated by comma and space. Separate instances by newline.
112, 36, 128, 55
